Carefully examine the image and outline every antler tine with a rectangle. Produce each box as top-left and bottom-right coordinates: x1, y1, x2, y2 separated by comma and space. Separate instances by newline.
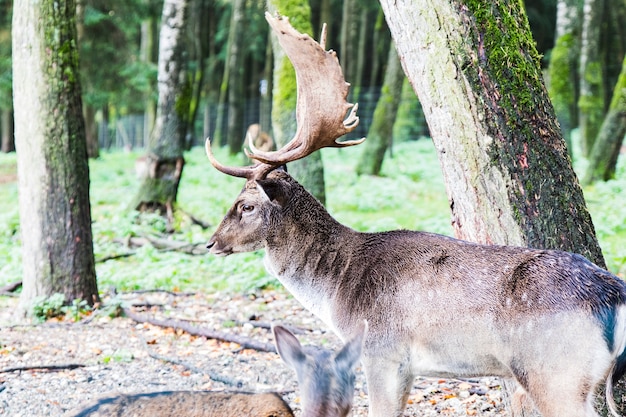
205, 139, 274, 180
247, 13, 364, 166
319, 22, 327, 50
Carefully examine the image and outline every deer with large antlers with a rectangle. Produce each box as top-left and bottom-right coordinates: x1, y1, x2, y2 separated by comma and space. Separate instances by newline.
205, 12, 626, 417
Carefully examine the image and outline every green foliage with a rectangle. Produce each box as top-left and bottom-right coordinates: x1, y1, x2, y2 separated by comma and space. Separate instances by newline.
30, 293, 92, 323
31, 293, 66, 322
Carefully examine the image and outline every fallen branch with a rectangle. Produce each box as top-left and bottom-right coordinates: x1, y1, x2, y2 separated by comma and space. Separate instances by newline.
96, 252, 136, 263
114, 236, 207, 255
181, 210, 212, 230
123, 308, 277, 353
0, 280, 22, 296
0, 363, 85, 374
130, 289, 196, 297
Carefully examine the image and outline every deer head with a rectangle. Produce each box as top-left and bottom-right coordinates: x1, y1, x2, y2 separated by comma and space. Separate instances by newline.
205, 12, 363, 182
273, 321, 367, 417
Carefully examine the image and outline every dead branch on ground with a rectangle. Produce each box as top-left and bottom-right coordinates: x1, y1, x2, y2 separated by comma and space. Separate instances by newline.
114, 235, 207, 255
0, 363, 85, 374
123, 308, 277, 353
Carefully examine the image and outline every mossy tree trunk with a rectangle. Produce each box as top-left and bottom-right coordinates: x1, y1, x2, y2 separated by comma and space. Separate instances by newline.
356, 43, 405, 176
266, 0, 326, 204
578, 0, 606, 156
380, 0, 619, 415
583, 55, 626, 184
547, 0, 581, 154
380, 0, 605, 268
12, 0, 99, 314
132, 0, 189, 225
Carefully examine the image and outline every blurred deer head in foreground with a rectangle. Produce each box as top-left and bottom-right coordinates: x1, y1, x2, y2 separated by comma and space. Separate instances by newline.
66, 324, 364, 417
205, 12, 626, 417
274, 321, 366, 417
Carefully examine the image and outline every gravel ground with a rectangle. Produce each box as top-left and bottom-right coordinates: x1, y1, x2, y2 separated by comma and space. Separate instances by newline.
0, 290, 509, 416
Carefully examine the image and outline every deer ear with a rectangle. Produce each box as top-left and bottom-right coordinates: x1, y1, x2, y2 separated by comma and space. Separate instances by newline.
256, 179, 288, 206
273, 324, 306, 370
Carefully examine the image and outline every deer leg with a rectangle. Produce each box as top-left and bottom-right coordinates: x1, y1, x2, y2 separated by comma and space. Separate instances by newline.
362, 355, 414, 417
511, 367, 601, 417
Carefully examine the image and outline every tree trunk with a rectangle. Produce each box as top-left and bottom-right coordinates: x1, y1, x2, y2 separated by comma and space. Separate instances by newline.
226, 0, 246, 155
356, 43, 404, 176
267, 0, 326, 204
12, 0, 99, 314
578, 0, 606, 156
340, 0, 359, 94
583, 55, 626, 184
380, 0, 618, 415
260, 31, 273, 136
379, 0, 605, 269
1, 108, 14, 153
131, 0, 189, 223
547, 0, 581, 154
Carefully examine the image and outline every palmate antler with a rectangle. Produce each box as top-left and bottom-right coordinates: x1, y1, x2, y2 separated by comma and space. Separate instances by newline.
205, 12, 363, 180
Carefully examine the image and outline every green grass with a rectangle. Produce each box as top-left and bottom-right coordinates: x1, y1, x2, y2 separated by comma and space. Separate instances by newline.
0, 139, 624, 295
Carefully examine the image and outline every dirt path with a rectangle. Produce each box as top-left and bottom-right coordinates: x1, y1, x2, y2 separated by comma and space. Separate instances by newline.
0, 290, 508, 416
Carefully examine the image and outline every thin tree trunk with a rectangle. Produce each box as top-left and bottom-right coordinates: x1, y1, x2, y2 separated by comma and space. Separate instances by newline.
140, 9, 158, 148
83, 104, 99, 157
260, 31, 273, 136
547, 0, 581, 154
267, 0, 326, 204
578, 0, 606, 156
356, 43, 404, 176
583, 55, 626, 184
131, 0, 189, 224
226, 0, 245, 155
13, 0, 99, 315
340, 0, 359, 95
1, 108, 14, 153
212, 4, 233, 147
379, 0, 605, 270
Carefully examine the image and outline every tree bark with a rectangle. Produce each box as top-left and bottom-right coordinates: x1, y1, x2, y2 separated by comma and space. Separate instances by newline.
379, 0, 605, 269
547, 0, 581, 154
131, 0, 189, 221
356, 43, 405, 176
12, 0, 99, 314
578, 0, 606, 156
267, 0, 327, 204
583, 55, 626, 184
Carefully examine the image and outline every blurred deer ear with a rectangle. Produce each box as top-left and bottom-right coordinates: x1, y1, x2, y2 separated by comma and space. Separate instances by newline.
256, 179, 288, 206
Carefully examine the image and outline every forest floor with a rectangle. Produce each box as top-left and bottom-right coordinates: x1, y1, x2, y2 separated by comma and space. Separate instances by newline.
0, 288, 510, 416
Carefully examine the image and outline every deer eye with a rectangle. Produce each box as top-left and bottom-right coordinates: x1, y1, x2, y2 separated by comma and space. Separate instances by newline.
241, 204, 254, 213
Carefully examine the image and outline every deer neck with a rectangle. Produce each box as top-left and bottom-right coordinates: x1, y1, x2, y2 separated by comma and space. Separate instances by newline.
263, 198, 356, 329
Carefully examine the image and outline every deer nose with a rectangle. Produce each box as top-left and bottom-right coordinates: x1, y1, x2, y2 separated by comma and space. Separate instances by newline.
206, 240, 216, 250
